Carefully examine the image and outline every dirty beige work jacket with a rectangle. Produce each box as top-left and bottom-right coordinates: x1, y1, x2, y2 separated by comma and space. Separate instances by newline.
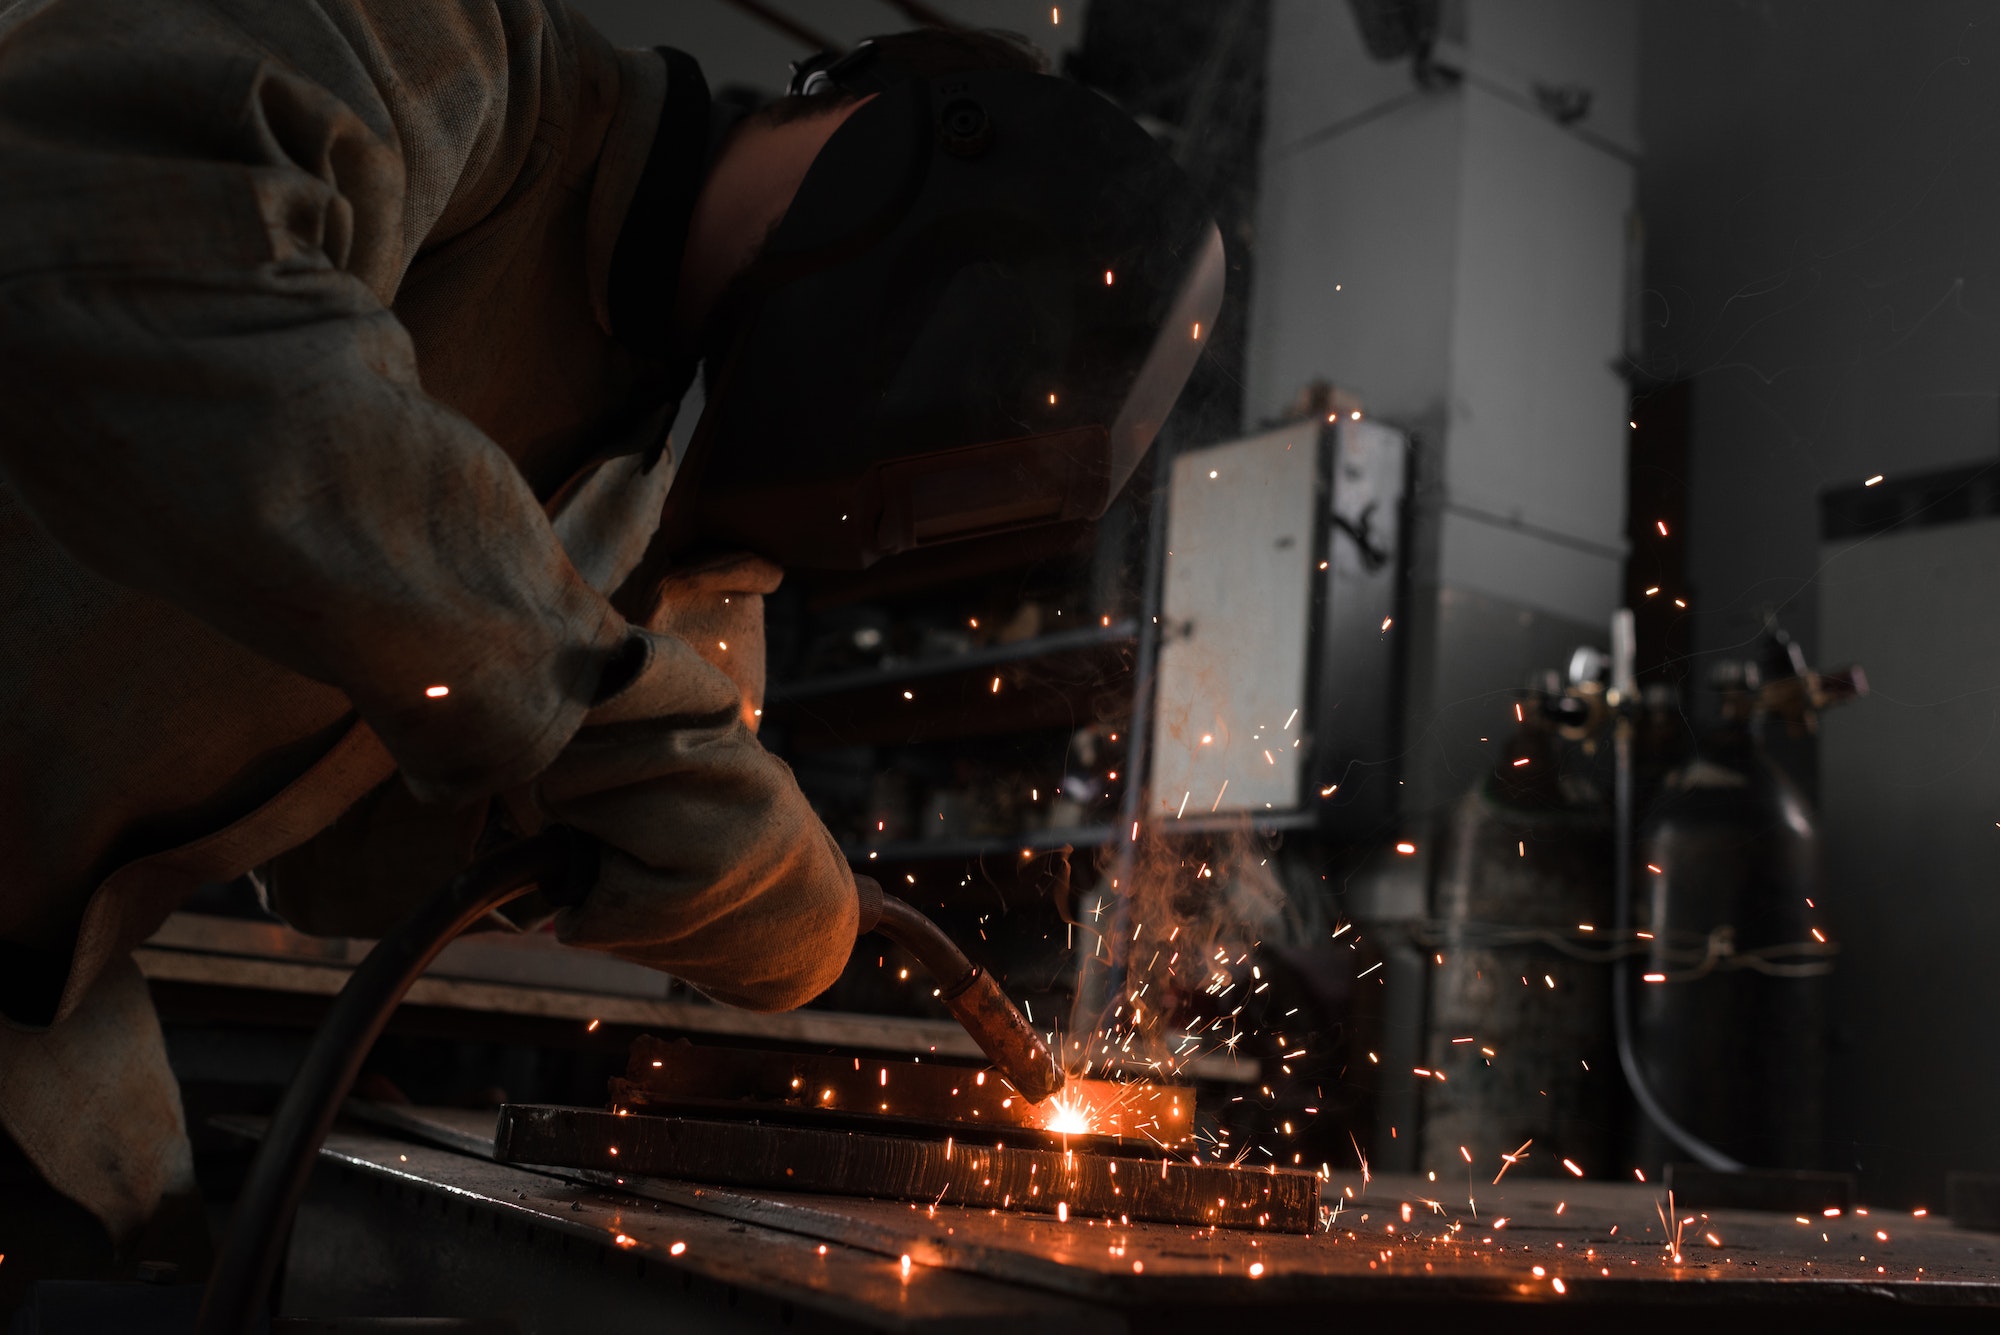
0, 0, 856, 1239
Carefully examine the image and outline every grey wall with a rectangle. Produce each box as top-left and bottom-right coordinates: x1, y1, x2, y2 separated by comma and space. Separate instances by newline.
1640, 0, 2000, 1202
1638, 0, 2000, 674
1818, 518, 2000, 1202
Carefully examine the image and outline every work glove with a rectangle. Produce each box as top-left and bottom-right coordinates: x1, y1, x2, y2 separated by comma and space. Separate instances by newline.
502, 554, 858, 1011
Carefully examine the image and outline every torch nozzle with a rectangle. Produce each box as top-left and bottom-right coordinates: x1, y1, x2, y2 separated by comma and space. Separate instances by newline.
856, 878, 1064, 1103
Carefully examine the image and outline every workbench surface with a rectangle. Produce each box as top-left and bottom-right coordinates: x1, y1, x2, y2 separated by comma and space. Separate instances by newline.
274, 1111, 2000, 1333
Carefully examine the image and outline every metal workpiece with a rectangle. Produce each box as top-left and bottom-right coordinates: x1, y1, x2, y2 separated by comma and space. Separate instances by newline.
287, 1115, 2000, 1331
495, 1104, 1322, 1233
612, 1037, 1193, 1148
280, 1124, 1111, 1334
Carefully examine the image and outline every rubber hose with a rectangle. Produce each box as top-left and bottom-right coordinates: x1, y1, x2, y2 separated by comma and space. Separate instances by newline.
196, 827, 599, 1334
1611, 718, 1744, 1173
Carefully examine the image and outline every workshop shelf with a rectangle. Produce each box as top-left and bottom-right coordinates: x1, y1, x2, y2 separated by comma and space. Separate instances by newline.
843, 809, 1320, 868
845, 823, 1119, 866
765, 621, 1137, 750
768, 620, 1138, 703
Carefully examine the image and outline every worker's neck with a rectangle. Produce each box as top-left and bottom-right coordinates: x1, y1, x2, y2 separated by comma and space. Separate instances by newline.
671, 99, 869, 354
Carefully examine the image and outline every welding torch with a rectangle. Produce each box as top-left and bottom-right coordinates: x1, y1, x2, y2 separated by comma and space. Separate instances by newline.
854, 874, 1064, 1104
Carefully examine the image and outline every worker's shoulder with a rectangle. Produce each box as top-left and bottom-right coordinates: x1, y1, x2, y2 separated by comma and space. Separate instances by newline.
311, 0, 608, 263
305, 0, 586, 116
0, 0, 589, 135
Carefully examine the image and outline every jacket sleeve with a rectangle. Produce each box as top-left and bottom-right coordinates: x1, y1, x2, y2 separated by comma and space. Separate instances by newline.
0, 0, 624, 800
261, 552, 857, 1012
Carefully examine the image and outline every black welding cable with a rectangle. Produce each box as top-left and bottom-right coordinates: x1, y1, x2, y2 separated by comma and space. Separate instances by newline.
1608, 610, 1744, 1175
195, 827, 599, 1335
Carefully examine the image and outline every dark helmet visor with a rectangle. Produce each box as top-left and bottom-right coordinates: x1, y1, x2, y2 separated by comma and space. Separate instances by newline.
662, 69, 1225, 569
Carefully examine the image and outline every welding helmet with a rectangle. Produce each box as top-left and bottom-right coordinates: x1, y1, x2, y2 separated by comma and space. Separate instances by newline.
660, 45, 1225, 569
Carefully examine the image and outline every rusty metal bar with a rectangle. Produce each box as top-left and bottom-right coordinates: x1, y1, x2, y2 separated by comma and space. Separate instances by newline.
612, 1037, 1192, 1148
496, 1104, 1320, 1232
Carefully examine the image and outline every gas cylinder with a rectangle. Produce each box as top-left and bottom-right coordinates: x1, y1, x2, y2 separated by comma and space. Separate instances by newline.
1631, 639, 1842, 1172
1419, 686, 1615, 1178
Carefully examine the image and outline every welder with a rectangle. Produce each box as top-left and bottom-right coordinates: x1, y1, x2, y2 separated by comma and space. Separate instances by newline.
0, 0, 1221, 1289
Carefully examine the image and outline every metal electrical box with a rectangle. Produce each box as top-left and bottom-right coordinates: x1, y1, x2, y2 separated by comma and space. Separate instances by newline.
1147, 417, 1407, 834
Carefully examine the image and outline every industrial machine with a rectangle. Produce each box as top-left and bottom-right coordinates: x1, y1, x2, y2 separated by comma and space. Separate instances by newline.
1147, 411, 1409, 836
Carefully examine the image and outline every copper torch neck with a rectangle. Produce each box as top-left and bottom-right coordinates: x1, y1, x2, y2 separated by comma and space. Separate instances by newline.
858, 882, 1064, 1103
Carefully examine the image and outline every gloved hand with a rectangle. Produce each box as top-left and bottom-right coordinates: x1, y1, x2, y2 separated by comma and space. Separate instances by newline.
623, 551, 784, 730
504, 555, 857, 1011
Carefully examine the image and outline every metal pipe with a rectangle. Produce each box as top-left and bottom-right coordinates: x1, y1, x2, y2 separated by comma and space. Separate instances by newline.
1067, 442, 1178, 1045
1115, 444, 1176, 912
878, 0, 964, 29
859, 881, 1064, 1103
714, 0, 840, 53
197, 828, 600, 1334
1607, 609, 1744, 1174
